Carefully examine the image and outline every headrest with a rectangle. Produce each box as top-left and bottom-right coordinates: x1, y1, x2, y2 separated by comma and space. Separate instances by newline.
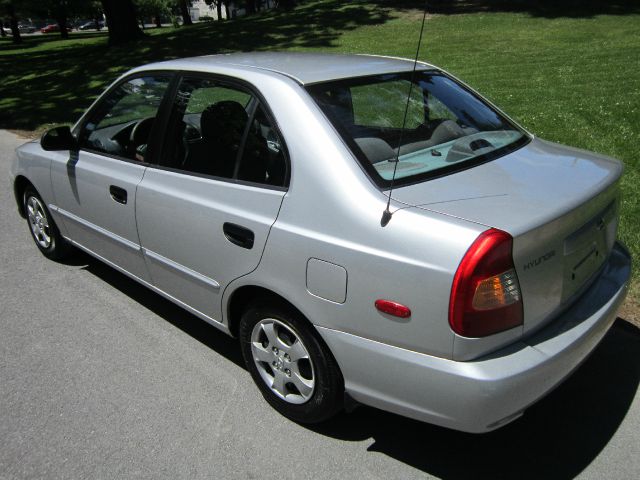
200, 100, 248, 144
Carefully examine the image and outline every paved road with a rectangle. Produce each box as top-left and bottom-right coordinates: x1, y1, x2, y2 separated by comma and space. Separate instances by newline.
1, 129, 639, 479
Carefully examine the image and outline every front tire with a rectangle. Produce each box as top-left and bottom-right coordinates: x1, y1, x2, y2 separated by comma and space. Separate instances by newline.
239, 302, 343, 423
23, 187, 70, 260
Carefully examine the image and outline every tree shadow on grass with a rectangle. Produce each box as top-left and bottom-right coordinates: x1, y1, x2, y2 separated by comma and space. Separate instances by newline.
310, 318, 640, 479
0, 31, 109, 51
379, 0, 640, 18
4, 0, 638, 131
0, 0, 391, 131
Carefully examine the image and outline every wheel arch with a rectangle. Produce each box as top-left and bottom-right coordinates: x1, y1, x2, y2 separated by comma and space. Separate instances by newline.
226, 283, 345, 382
229, 283, 347, 416
226, 285, 306, 338
13, 175, 34, 218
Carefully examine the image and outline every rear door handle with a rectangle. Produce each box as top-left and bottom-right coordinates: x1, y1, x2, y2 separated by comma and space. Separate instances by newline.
223, 222, 254, 249
109, 185, 127, 204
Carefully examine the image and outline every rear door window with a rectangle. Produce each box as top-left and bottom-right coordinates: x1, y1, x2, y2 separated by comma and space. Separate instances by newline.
161, 76, 288, 187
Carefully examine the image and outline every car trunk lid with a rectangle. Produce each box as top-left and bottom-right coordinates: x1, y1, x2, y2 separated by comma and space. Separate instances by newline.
391, 138, 623, 337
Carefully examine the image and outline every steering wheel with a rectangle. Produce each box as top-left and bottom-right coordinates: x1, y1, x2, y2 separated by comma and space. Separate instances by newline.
129, 117, 156, 161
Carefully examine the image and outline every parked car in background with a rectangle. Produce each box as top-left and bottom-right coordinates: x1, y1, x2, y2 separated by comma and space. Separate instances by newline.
40, 24, 71, 33
40, 24, 57, 33
18, 23, 36, 33
11, 52, 631, 433
78, 20, 104, 31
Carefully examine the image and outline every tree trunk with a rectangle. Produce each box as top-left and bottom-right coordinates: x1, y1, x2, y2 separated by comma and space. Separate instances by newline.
101, 0, 144, 46
7, 3, 21, 44
224, 1, 231, 19
217, 3, 223, 21
154, 12, 162, 28
246, 0, 256, 15
179, 0, 193, 25
0, 20, 6, 38
55, 4, 69, 40
278, 0, 296, 10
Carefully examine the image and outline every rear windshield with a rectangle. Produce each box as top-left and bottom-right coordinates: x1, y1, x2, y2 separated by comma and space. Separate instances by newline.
306, 71, 529, 188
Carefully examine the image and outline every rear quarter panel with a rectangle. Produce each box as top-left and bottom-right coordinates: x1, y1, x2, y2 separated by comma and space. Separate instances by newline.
221, 75, 484, 359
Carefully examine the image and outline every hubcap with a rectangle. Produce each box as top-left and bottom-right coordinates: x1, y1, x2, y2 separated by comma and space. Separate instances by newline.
250, 318, 315, 404
26, 196, 51, 249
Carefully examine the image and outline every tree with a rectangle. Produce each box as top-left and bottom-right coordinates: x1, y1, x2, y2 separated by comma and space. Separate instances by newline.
275, 0, 296, 10
51, 0, 70, 40
3, 1, 21, 43
69, 1, 104, 32
135, 0, 171, 27
178, 0, 192, 25
14, 0, 96, 40
204, 0, 223, 21
101, 0, 144, 45
1, 1, 22, 43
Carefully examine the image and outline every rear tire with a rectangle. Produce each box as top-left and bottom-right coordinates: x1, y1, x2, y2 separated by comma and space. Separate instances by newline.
23, 187, 71, 261
239, 301, 343, 423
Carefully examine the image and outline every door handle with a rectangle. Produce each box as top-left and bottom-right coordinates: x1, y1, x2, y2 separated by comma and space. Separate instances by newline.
109, 185, 128, 204
223, 223, 254, 249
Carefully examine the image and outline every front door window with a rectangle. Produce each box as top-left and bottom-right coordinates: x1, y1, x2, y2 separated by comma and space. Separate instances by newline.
78, 75, 172, 162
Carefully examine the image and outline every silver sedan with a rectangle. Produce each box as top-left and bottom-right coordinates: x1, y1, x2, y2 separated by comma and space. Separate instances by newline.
10, 52, 631, 432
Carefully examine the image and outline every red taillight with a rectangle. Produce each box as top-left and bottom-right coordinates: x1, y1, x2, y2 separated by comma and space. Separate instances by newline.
375, 299, 412, 318
449, 229, 523, 337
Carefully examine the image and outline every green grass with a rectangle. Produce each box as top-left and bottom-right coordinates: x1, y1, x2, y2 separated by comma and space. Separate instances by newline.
2, 0, 639, 298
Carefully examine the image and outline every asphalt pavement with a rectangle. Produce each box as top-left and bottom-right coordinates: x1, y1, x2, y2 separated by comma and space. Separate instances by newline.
1, 129, 639, 479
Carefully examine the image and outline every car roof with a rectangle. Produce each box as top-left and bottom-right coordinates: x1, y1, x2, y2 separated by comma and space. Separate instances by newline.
135, 52, 436, 85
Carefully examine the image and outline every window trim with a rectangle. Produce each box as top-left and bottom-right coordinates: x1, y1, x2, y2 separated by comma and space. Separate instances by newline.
73, 70, 177, 166
153, 71, 291, 190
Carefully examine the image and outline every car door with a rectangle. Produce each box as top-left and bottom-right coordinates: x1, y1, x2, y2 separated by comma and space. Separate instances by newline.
49, 73, 174, 281
135, 74, 289, 322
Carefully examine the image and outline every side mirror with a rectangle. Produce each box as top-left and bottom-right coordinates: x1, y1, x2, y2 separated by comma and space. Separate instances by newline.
41, 126, 77, 151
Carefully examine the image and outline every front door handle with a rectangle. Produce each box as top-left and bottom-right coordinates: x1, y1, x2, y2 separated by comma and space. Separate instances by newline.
223, 222, 254, 249
109, 185, 128, 204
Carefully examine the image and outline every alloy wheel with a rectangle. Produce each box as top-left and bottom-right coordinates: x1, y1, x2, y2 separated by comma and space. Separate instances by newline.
26, 195, 52, 249
250, 318, 315, 404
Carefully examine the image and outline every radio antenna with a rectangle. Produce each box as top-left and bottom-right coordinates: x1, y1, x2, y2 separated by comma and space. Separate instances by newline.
381, 0, 429, 227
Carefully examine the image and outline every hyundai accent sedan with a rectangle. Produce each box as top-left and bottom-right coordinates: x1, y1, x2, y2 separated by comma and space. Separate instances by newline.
10, 52, 631, 433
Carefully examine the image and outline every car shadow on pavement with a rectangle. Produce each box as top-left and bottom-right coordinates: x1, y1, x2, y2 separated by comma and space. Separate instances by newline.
74, 252, 639, 478
310, 319, 640, 479
75, 251, 245, 369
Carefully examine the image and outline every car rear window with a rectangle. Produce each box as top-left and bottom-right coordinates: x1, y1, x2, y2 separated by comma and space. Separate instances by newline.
306, 71, 529, 188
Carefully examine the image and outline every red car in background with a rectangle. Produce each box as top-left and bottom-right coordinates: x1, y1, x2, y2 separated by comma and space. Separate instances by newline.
40, 24, 72, 33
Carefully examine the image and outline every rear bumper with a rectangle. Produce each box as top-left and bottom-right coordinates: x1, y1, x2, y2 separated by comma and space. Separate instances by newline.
317, 241, 631, 433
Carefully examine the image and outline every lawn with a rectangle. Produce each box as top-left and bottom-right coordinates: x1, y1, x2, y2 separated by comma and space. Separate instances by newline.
2, 0, 639, 310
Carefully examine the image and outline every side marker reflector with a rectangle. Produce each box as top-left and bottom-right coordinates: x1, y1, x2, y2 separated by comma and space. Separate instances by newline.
375, 299, 411, 318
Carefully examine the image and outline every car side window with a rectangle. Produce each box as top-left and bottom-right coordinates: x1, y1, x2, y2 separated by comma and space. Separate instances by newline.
162, 76, 287, 187
78, 75, 172, 162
